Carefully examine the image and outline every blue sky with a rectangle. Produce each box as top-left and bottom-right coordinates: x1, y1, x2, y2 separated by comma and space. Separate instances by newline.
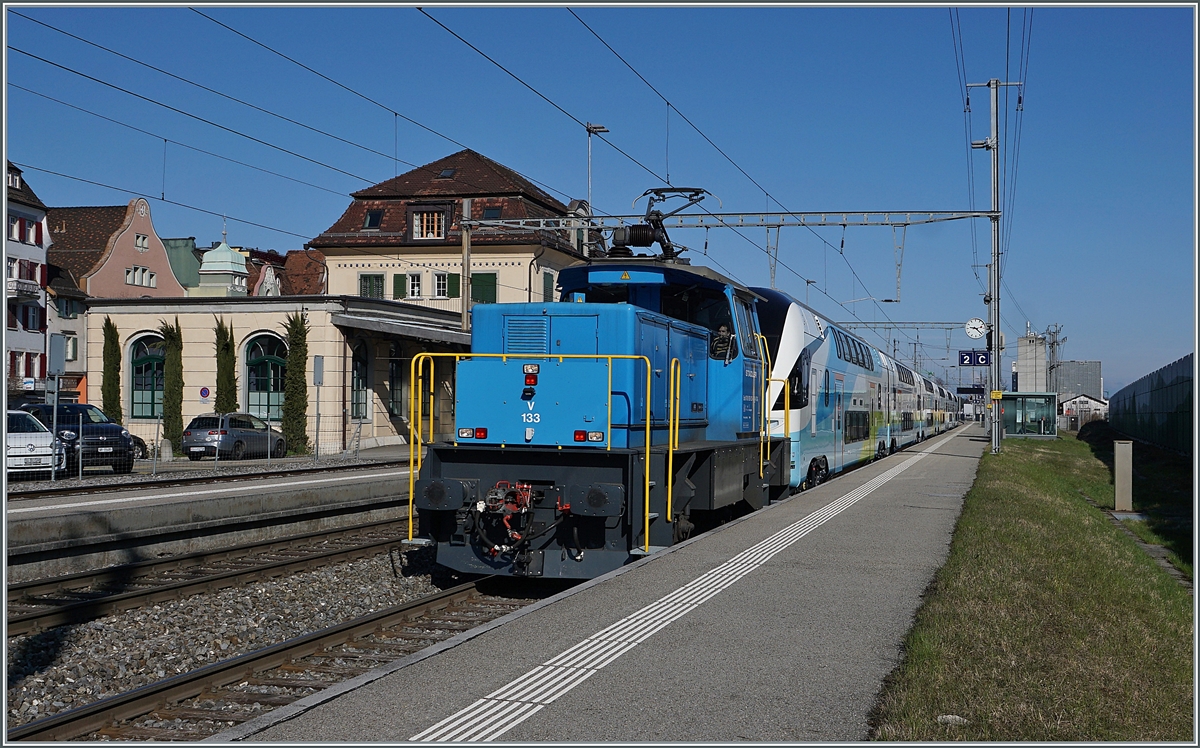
4, 5, 1194, 393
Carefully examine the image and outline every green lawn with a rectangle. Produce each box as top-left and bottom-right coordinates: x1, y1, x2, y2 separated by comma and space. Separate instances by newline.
870, 434, 1194, 741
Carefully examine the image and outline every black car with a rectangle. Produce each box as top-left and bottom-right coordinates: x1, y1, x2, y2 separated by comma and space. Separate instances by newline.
21, 403, 135, 474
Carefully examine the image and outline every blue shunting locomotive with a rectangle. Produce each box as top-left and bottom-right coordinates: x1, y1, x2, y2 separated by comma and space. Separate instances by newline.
411, 215, 960, 580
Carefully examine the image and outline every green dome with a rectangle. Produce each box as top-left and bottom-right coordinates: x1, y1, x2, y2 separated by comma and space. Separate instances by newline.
198, 241, 247, 275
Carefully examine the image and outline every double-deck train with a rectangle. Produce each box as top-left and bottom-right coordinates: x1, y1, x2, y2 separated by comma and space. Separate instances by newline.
410, 206, 959, 579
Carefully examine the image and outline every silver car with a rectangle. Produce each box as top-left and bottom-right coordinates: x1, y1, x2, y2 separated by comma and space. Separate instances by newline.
7, 410, 66, 477
182, 413, 285, 460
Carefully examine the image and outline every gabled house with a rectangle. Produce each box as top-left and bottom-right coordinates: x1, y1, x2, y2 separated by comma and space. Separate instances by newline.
308, 149, 585, 313
7, 162, 52, 403
46, 199, 187, 299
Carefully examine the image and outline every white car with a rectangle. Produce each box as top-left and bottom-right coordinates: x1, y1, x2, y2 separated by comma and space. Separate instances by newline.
7, 410, 65, 478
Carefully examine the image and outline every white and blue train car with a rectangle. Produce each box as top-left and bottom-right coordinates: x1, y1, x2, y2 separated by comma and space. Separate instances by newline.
753, 287, 959, 490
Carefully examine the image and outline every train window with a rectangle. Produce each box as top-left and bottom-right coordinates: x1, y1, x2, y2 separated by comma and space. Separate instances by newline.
833, 330, 845, 362
734, 298, 758, 360
824, 369, 830, 407
776, 347, 810, 410
923, 379, 934, 394
583, 284, 630, 304
661, 283, 729, 329
853, 339, 864, 368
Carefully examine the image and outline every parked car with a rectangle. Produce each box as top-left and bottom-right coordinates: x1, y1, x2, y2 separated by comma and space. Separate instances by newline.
182, 413, 285, 460
7, 410, 65, 478
130, 433, 149, 460
20, 403, 135, 474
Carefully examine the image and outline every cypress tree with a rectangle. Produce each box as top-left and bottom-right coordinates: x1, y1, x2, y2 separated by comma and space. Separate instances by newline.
101, 316, 123, 424
214, 316, 238, 414
281, 312, 309, 454
158, 317, 185, 454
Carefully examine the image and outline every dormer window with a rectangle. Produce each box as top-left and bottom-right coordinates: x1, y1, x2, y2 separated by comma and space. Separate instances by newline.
363, 209, 383, 229
7, 172, 20, 189
482, 207, 502, 220
436, 168, 456, 179
411, 208, 446, 240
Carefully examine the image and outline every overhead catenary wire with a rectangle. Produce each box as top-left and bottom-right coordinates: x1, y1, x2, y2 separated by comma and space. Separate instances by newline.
17, 9, 943, 374
9, 46, 376, 185
10, 9, 591, 214
8, 83, 351, 198
566, 9, 918, 355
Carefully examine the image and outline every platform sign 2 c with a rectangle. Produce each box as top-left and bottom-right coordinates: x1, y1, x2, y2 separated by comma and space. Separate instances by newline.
958, 350, 991, 367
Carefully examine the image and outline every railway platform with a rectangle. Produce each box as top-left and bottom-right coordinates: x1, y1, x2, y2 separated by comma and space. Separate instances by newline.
215, 423, 987, 742
6, 461, 413, 582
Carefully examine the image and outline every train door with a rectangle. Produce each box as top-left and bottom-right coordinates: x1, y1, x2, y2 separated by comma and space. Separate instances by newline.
834, 376, 844, 472
811, 364, 819, 437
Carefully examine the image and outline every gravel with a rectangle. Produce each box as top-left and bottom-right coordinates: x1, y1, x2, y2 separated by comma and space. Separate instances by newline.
6, 547, 461, 730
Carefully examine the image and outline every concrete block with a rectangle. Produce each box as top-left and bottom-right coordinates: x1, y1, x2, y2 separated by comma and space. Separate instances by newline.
1114, 440, 1132, 512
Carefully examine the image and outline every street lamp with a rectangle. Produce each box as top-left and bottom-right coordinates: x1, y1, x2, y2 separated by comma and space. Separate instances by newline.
586, 123, 608, 215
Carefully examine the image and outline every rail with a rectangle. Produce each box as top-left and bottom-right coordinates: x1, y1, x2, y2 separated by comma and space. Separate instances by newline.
407, 352, 654, 552
7, 580, 498, 741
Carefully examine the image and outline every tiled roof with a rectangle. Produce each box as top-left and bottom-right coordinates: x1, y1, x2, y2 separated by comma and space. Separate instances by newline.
7, 161, 47, 210
45, 264, 88, 300
280, 249, 326, 295
350, 150, 567, 210
45, 204, 132, 281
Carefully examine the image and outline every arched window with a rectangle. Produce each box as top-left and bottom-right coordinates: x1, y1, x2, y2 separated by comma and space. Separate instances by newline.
131, 335, 165, 418
246, 334, 287, 420
351, 341, 368, 420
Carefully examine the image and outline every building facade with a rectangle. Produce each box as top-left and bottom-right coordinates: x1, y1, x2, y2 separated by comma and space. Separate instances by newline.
6, 162, 51, 405
309, 150, 586, 317
87, 296, 468, 454
1052, 360, 1103, 401
47, 199, 188, 299
1014, 329, 1048, 392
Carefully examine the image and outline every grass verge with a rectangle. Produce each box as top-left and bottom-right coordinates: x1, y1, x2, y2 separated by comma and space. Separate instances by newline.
1075, 420, 1193, 581
870, 435, 1194, 741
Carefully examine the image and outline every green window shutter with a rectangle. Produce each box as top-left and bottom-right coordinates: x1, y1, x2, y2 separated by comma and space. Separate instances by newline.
393, 274, 406, 299
447, 273, 460, 299
543, 272, 554, 302
471, 272, 496, 303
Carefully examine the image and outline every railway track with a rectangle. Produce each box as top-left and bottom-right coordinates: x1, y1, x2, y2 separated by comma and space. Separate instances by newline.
7, 579, 546, 742
7, 518, 414, 637
5, 458, 409, 502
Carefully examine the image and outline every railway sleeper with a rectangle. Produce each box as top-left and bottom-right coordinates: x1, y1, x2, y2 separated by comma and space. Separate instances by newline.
97, 723, 219, 740
240, 675, 334, 690
194, 689, 299, 707
369, 629, 450, 642
344, 639, 428, 654
146, 706, 257, 723
276, 662, 374, 676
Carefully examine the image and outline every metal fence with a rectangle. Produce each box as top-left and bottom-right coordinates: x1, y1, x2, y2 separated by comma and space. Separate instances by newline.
121, 409, 412, 475
1108, 353, 1193, 456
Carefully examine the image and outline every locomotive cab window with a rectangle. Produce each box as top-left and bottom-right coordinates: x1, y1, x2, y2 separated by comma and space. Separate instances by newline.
734, 297, 758, 360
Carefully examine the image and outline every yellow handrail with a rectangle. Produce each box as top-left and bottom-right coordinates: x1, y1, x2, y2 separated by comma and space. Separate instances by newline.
666, 358, 681, 525
766, 377, 791, 439
406, 352, 654, 552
